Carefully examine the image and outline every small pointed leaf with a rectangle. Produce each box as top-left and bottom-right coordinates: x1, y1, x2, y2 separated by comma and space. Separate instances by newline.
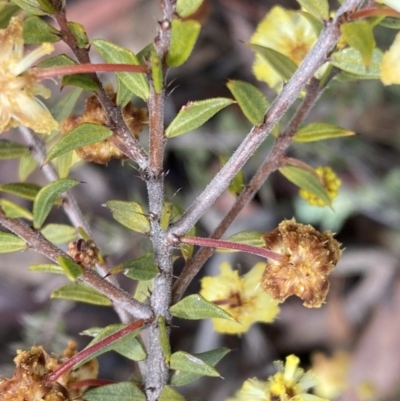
0, 140, 28, 159
158, 316, 171, 360
165, 98, 234, 138
84, 382, 146, 401
52, 87, 83, 122
33, 178, 79, 228
57, 256, 83, 281
23, 16, 59, 44
171, 348, 230, 386
92, 39, 149, 100
67, 21, 89, 49
170, 294, 234, 320
45, 123, 113, 163
218, 231, 264, 252
28, 264, 64, 274
226, 80, 268, 125
166, 19, 201, 67
0, 232, 27, 253
170, 351, 220, 377
250, 44, 298, 82
341, 21, 375, 67
41, 224, 77, 244
296, 0, 329, 21
76, 324, 145, 368
19, 154, 38, 181
279, 165, 331, 206
106, 200, 150, 234
0, 182, 41, 200
220, 156, 244, 197
151, 48, 163, 94
159, 386, 185, 401
176, 0, 204, 18
110, 252, 158, 280
0, 199, 33, 220
51, 282, 112, 305
294, 123, 355, 142
169, 203, 195, 259
331, 48, 382, 79
10, 0, 47, 15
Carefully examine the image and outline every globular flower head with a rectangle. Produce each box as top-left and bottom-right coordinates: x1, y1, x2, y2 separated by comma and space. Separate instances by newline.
0, 16, 59, 134
299, 166, 341, 207
250, 6, 317, 91
200, 262, 279, 334
261, 219, 341, 308
0, 341, 98, 401
227, 354, 328, 401
60, 87, 147, 164
380, 31, 400, 86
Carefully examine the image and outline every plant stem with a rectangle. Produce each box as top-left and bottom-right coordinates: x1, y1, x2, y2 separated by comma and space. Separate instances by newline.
348, 6, 400, 20
35, 63, 148, 80
167, 0, 364, 240
172, 77, 327, 303
180, 236, 286, 262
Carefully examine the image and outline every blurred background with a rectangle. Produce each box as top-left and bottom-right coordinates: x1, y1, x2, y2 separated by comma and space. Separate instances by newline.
1, 0, 400, 400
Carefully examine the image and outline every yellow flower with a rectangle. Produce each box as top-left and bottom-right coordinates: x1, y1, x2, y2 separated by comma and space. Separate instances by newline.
380, 31, 400, 85
227, 355, 328, 401
261, 219, 341, 308
376, 0, 400, 12
250, 6, 317, 91
311, 351, 350, 399
299, 166, 341, 207
0, 16, 58, 134
200, 262, 279, 334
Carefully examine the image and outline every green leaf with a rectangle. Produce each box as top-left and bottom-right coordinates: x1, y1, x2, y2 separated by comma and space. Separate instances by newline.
219, 231, 264, 252
92, 39, 149, 100
279, 165, 331, 206
52, 87, 83, 122
166, 19, 201, 67
84, 382, 146, 401
165, 98, 234, 138
176, 0, 204, 18
159, 386, 185, 401
67, 21, 89, 49
33, 178, 79, 228
0, 2, 20, 28
57, 256, 83, 281
170, 351, 220, 377
106, 200, 150, 234
226, 80, 268, 126
294, 123, 355, 142
331, 48, 382, 79
0, 232, 27, 253
158, 316, 171, 360
45, 123, 113, 163
296, 0, 329, 21
0, 182, 41, 200
110, 252, 158, 280
0, 140, 28, 159
220, 155, 244, 197
150, 48, 163, 94
23, 16, 59, 44
28, 264, 64, 274
38, 54, 98, 91
171, 348, 230, 386
116, 76, 134, 108
19, 154, 38, 181
379, 17, 400, 29
51, 282, 112, 305
76, 324, 145, 368
298, 11, 324, 36
0, 199, 33, 220
134, 279, 152, 303
170, 294, 234, 320
250, 44, 298, 82
41, 223, 77, 244
10, 0, 47, 15
341, 21, 375, 68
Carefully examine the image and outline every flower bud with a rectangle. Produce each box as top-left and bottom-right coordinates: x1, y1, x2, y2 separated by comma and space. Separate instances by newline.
68, 238, 99, 268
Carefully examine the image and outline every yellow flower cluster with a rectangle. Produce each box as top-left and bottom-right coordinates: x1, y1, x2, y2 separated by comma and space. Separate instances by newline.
200, 262, 279, 334
0, 17, 58, 134
380, 32, 400, 85
227, 354, 328, 401
299, 166, 341, 207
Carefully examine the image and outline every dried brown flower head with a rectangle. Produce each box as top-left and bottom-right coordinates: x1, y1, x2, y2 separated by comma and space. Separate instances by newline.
260, 218, 341, 308
60, 87, 147, 164
0, 341, 98, 401
68, 238, 99, 268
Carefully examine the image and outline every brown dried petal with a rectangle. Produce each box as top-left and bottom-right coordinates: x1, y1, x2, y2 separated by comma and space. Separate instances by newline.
260, 218, 341, 308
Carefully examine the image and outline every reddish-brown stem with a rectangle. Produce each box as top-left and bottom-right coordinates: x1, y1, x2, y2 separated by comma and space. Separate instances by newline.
45, 319, 145, 384
35, 63, 148, 80
348, 6, 400, 20
180, 236, 285, 263
70, 379, 114, 389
